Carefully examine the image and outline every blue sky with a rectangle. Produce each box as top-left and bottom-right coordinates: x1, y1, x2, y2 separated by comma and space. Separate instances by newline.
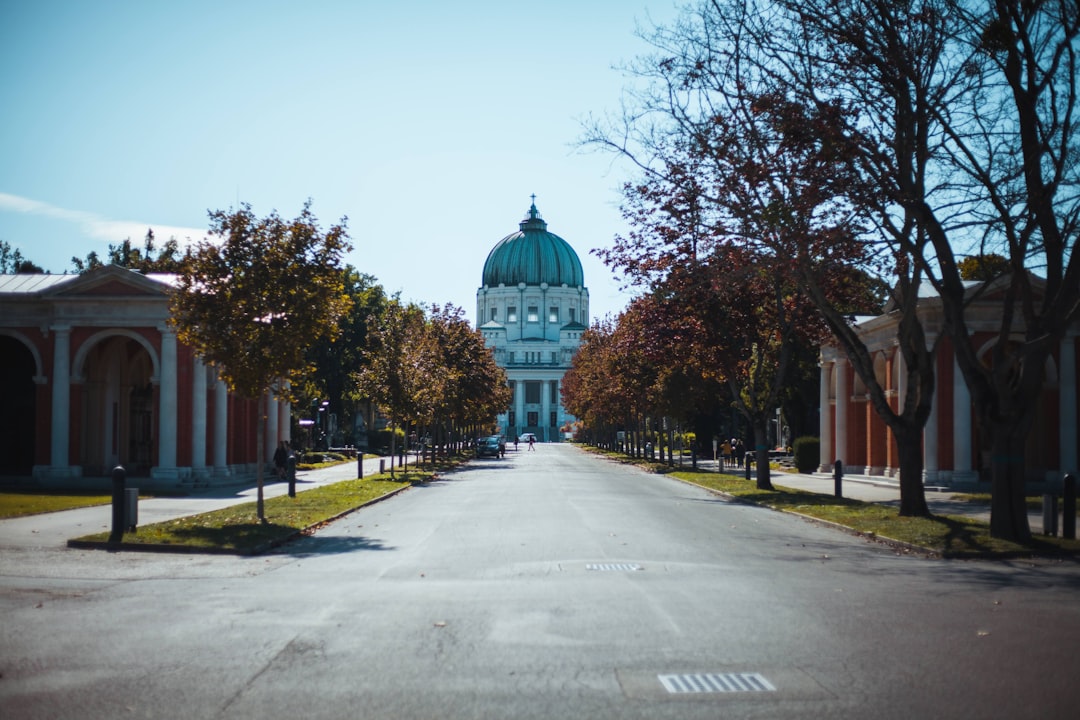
0, 0, 681, 323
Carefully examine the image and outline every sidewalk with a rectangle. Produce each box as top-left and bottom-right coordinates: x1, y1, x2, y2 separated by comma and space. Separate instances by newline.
0, 454, 411, 550
684, 457, 1050, 533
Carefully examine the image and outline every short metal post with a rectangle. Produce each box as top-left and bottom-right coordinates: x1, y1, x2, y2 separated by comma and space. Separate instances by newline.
379, 458, 386, 474
287, 453, 297, 498
1043, 493, 1059, 537
357, 451, 364, 479
109, 465, 126, 543
744, 455, 751, 481
834, 459, 843, 498
1063, 474, 1076, 540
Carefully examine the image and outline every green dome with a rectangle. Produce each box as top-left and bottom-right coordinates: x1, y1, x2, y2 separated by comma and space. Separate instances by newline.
481, 203, 584, 288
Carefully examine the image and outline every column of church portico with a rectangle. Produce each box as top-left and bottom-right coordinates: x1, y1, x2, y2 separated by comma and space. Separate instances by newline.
515, 379, 525, 437
153, 326, 179, 480
1060, 336, 1078, 476
952, 356, 976, 486
213, 373, 229, 477
540, 379, 550, 441
834, 358, 849, 468
48, 324, 76, 475
819, 360, 834, 471
191, 357, 207, 476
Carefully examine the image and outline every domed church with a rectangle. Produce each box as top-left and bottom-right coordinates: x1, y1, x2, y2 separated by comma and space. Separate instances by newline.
476, 199, 589, 441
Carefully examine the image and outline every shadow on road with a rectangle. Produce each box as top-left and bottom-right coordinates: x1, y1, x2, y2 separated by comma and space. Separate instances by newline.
273, 534, 396, 557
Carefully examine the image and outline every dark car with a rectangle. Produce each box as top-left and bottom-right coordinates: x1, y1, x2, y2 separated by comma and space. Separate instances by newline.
476, 436, 502, 458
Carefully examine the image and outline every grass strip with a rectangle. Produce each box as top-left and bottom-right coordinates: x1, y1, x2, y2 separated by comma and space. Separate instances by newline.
69, 472, 422, 554
1, 490, 112, 519
666, 469, 1080, 558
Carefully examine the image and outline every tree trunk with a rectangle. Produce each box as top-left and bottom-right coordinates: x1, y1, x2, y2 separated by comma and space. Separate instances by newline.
389, 422, 396, 478
989, 428, 1032, 543
893, 425, 930, 517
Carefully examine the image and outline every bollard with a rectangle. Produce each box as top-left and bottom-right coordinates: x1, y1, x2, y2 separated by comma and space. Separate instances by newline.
287, 452, 297, 498
357, 452, 364, 479
379, 458, 386, 474
834, 459, 843, 499
109, 465, 126, 543
1043, 493, 1059, 537
744, 455, 751, 481
1064, 474, 1076, 540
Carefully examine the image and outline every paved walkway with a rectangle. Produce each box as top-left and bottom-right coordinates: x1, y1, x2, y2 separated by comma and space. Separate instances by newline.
0, 454, 412, 550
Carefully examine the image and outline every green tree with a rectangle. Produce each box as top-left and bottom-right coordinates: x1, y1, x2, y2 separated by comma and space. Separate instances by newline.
169, 201, 352, 520
72, 229, 184, 273
297, 267, 389, 447
0, 240, 44, 273
354, 299, 428, 475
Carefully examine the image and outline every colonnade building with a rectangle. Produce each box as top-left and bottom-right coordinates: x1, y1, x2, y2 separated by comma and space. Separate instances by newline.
476, 201, 588, 441
0, 265, 288, 490
818, 279, 1079, 488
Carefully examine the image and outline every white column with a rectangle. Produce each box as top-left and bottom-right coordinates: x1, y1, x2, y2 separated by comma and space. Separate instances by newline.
895, 348, 907, 413
834, 358, 848, 467
818, 360, 833, 471
191, 357, 207, 473
266, 389, 279, 463
1060, 337, 1077, 476
923, 371, 939, 483
515, 379, 525, 434
49, 325, 71, 469
154, 326, 178, 478
278, 396, 291, 444
540, 379, 550, 441
214, 373, 229, 476
953, 356, 975, 485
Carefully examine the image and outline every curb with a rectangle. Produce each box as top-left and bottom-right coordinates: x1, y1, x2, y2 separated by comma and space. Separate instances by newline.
666, 474, 940, 557
65, 483, 413, 556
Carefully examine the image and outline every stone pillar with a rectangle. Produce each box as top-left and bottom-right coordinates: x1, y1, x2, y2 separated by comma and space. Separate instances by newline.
540, 379, 550, 441
834, 358, 848, 467
191, 356, 207, 474
266, 389, 279, 463
49, 325, 72, 470
213, 372, 229, 477
278, 394, 291, 445
153, 326, 178, 480
819, 359, 833, 471
1060, 336, 1078, 476
515, 379, 525, 436
952, 356, 976, 486
923, 370, 940, 484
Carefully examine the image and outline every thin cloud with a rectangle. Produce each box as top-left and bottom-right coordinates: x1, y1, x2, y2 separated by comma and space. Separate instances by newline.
0, 191, 206, 246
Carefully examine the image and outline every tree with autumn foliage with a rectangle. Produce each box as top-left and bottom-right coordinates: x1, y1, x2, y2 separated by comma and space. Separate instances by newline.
423, 304, 512, 451
582, 0, 952, 515
356, 301, 510, 472
746, 0, 1080, 540
354, 299, 428, 475
169, 201, 352, 520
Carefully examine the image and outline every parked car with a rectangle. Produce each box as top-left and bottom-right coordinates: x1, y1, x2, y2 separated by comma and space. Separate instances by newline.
476, 436, 502, 458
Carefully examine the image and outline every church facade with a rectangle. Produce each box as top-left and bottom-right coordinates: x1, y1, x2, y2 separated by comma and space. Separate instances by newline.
476, 202, 588, 441
0, 265, 290, 490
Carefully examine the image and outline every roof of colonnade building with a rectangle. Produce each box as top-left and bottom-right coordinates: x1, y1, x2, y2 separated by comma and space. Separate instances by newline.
480, 201, 585, 289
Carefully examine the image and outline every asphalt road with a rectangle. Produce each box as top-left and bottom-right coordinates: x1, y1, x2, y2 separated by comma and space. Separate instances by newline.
3, 444, 1080, 719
